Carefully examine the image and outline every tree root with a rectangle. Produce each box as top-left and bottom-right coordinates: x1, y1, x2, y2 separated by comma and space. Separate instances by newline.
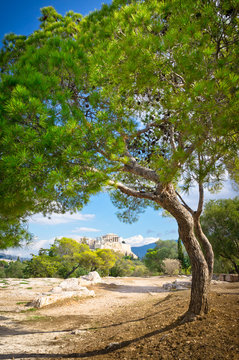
179, 311, 206, 324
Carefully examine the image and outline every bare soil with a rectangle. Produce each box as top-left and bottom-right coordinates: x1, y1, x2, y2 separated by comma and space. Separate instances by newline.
0, 277, 238, 360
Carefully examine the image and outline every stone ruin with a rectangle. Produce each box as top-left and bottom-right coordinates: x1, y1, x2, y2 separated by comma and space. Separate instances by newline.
32, 271, 102, 308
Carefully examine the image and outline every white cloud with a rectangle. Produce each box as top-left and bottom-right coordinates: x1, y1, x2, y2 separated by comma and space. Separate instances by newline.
122, 235, 159, 247
71, 227, 100, 233
29, 238, 55, 251
2, 238, 56, 258
28, 212, 95, 225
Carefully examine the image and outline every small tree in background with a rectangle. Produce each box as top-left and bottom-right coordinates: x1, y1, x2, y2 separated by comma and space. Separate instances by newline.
162, 258, 181, 276
144, 240, 178, 273
177, 238, 185, 266
177, 238, 191, 273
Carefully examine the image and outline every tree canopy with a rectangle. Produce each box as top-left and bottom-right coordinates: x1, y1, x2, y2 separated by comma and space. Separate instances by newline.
143, 239, 179, 273
0, 0, 238, 317
24, 237, 117, 278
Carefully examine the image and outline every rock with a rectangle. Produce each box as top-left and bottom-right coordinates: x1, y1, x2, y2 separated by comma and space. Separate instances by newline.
32, 287, 95, 308
59, 278, 80, 291
51, 286, 63, 293
80, 271, 102, 284
162, 280, 190, 291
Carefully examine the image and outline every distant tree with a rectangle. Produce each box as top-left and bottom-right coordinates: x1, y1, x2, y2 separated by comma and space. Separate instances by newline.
144, 240, 178, 273
110, 254, 149, 277
201, 198, 239, 274
24, 238, 117, 278
5, 258, 26, 278
48, 238, 90, 278
24, 254, 60, 278
177, 237, 191, 272
144, 240, 178, 272
95, 249, 117, 276
110, 256, 134, 277
74, 251, 102, 274
0, 260, 7, 277
155, 240, 177, 257
162, 258, 181, 276
49, 238, 89, 257
177, 238, 185, 267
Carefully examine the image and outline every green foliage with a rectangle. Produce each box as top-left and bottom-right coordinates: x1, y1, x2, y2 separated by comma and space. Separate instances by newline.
5, 259, 26, 278
143, 240, 178, 273
0, 259, 28, 278
0, 217, 33, 250
0, 261, 7, 278
109, 255, 149, 277
24, 254, 60, 277
177, 238, 184, 265
177, 238, 190, 271
0, 0, 238, 256
95, 249, 117, 276
201, 197, 239, 274
24, 237, 117, 278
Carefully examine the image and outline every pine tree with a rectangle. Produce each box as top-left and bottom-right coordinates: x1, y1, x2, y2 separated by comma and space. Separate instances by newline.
0, 1, 238, 320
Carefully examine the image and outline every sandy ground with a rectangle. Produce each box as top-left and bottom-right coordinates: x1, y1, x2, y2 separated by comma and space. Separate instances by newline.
0, 276, 238, 360
0, 276, 180, 358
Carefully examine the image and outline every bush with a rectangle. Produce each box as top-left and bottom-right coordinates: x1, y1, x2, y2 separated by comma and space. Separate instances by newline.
109, 256, 149, 277
162, 258, 181, 276
0, 267, 6, 278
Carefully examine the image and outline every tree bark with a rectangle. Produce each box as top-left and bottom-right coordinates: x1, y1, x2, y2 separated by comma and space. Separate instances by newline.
156, 184, 210, 319
193, 215, 214, 280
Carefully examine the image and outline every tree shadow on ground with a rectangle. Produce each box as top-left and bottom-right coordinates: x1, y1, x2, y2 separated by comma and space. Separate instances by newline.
0, 296, 173, 337
0, 316, 183, 359
97, 283, 167, 293
0, 325, 72, 337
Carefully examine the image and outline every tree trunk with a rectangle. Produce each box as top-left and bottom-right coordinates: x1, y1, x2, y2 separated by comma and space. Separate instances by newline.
157, 184, 210, 319
193, 216, 214, 280
64, 264, 80, 279
231, 260, 239, 274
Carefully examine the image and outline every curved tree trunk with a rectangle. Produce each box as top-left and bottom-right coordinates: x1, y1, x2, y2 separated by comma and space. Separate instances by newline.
157, 184, 210, 319
193, 215, 214, 280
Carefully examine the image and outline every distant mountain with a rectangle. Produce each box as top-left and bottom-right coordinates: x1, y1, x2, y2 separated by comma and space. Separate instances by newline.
132, 242, 157, 259
0, 253, 30, 262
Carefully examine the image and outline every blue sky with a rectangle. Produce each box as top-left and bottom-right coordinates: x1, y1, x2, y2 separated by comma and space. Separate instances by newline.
1, 1, 238, 257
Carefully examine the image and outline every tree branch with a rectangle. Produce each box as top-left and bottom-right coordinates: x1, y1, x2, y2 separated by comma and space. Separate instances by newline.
169, 123, 177, 152
108, 180, 156, 201
123, 152, 160, 183
196, 182, 204, 216
176, 191, 194, 214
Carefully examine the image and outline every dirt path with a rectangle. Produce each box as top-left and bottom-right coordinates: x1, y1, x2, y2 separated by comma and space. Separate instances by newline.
0, 277, 238, 360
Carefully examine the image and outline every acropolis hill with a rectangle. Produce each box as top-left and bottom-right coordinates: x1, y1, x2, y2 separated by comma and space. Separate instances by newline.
76, 233, 137, 258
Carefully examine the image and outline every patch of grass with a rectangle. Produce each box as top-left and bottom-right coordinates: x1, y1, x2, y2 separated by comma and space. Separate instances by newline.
16, 301, 28, 305
21, 307, 37, 313
0, 280, 9, 284
20, 281, 30, 284
26, 287, 33, 289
